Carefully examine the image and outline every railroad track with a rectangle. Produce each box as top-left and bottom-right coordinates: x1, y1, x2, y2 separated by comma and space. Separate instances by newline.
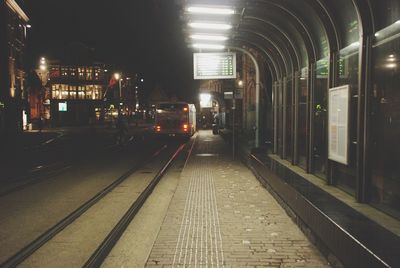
1, 137, 194, 268
0, 132, 146, 197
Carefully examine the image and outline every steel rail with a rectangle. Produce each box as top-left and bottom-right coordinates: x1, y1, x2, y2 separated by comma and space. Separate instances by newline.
83, 141, 189, 268
0, 143, 169, 268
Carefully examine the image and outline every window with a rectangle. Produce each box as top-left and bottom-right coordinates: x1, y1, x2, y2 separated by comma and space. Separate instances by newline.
61, 84, 68, 99
77, 86, 85, 99
297, 67, 308, 169
94, 68, 101, 80
370, 30, 400, 219
334, 44, 359, 195
69, 85, 77, 99
86, 85, 93, 99
78, 67, 85, 80
86, 67, 93, 80
52, 84, 61, 99
93, 86, 101, 100
70, 67, 76, 77
284, 76, 293, 161
61, 67, 68, 77
313, 58, 329, 179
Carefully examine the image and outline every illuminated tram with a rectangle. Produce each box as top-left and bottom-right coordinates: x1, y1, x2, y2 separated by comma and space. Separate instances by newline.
154, 102, 196, 136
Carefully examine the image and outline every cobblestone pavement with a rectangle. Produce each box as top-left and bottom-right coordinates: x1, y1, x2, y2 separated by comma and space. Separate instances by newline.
146, 131, 330, 267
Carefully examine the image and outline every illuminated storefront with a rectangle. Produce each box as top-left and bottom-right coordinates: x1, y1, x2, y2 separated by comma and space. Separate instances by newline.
44, 49, 109, 126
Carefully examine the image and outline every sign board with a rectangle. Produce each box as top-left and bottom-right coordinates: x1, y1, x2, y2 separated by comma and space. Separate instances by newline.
193, 52, 236, 80
328, 85, 349, 165
224, 90, 243, 99
58, 102, 67, 112
224, 91, 233, 99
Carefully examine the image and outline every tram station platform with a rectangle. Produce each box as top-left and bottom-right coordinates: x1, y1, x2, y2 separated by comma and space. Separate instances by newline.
145, 131, 329, 267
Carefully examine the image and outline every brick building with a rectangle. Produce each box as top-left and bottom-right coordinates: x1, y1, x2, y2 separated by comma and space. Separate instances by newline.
0, 0, 29, 134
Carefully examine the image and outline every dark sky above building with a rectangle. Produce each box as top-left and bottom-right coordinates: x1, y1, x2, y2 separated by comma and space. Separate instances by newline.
24, 0, 198, 101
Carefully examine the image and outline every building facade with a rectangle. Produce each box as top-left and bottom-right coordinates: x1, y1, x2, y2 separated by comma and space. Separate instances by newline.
45, 60, 108, 126
0, 0, 29, 134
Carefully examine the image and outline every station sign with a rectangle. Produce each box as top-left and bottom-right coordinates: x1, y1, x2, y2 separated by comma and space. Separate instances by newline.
193, 52, 236, 80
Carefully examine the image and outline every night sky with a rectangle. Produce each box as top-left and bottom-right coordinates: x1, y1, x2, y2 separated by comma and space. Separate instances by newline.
23, 0, 198, 101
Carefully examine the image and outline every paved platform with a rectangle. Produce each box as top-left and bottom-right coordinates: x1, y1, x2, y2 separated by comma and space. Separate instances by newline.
146, 131, 329, 267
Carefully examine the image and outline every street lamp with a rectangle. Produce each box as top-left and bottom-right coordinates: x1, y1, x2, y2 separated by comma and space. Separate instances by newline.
114, 73, 122, 116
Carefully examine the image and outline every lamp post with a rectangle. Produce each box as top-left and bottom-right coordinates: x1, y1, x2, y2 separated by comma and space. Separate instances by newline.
114, 73, 122, 116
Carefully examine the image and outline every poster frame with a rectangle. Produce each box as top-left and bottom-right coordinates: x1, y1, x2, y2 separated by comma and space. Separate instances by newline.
328, 85, 350, 165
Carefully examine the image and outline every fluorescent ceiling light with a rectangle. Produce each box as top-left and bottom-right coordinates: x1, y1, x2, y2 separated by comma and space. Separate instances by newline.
189, 22, 232, 30
193, 43, 225, 50
190, 34, 228, 41
187, 6, 234, 15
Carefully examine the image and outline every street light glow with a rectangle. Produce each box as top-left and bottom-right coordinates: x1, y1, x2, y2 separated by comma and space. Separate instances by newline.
190, 34, 228, 41
189, 22, 232, 30
187, 6, 235, 15
114, 73, 120, 80
200, 93, 212, 108
140, 78, 144, 82
193, 43, 225, 50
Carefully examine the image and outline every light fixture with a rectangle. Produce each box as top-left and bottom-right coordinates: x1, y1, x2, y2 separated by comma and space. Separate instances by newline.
190, 34, 228, 41
114, 73, 120, 80
238, 80, 243, 87
26, 24, 31, 28
200, 93, 212, 108
396, 20, 400, 24
193, 43, 225, 50
189, 22, 232, 30
386, 63, 397, 68
187, 6, 234, 15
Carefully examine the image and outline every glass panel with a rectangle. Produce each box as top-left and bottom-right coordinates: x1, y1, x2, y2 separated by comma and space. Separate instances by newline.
370, 36, 400, 219
313, 58, 329, 179
78, 67, 85, 80
77, 86, 85, 99
61, 84, 68, 99
278, 81, 283, 156
86, 67, 93, 80
334, 45, 359, 195
285, 77, 293, 161
325, 0, 359, 47
69, 85, 77, 99
298, 68, 308, 169
370, 0, 400, 31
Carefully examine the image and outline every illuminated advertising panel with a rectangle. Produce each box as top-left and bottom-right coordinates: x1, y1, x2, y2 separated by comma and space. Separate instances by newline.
193, 52, 236, 80
328, 85, 349, 165
58, 102, 67, 112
